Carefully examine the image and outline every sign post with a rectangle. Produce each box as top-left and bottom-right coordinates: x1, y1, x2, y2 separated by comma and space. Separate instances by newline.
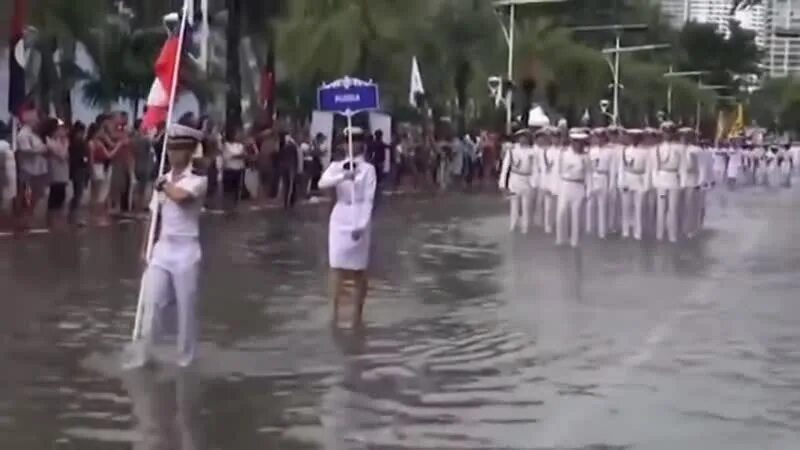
317, 76, 380, 163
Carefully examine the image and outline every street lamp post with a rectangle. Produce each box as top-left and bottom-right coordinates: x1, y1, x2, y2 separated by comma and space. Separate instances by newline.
493, 0, 569, 133
574, 24, 665, 126
600, 42, 670, 125
663, 69, 708, 117
696, 83, 727, 133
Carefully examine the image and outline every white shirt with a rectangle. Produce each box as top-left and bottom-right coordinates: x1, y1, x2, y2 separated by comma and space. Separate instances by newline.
222, 142, 246, 171
150, 167, 208, 239
559, 150, 588, 183
319, 156, 376, 232
619, 145, 651, 192
499, 144, 536, 192
681, 144, 703, 188
588, 144, 615, 191
652, 142, 683, 189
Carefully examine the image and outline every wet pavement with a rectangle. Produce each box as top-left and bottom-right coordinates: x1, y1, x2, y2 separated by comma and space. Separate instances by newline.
1, 186, 800, 450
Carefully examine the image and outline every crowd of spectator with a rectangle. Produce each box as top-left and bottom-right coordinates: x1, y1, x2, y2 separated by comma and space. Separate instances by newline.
0, 108, 508, 234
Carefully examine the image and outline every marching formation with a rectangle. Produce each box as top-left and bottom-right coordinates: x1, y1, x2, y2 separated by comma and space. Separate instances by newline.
499, 121, 800, 248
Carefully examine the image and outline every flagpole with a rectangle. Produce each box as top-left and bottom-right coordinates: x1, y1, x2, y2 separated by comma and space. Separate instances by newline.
132, 0, 191, 341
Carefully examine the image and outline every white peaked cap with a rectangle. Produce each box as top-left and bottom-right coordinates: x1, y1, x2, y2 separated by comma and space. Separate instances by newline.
168, 123, 204, 141
528, 106, 551, 128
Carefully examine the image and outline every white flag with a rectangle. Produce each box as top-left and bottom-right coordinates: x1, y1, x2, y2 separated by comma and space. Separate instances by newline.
409, 56, 425, 108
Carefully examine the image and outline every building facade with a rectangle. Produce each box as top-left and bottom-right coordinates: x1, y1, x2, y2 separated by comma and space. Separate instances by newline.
660, 0, 800, 77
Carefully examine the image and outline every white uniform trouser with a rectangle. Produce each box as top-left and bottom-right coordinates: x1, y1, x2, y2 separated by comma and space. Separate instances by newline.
507, 173, 532, 233
585, 180, 610, 238
621, 188, 645, 240
607, 187, 620, 233
656, 187, 681, 242
682, 187, 701, 237
140, 237, 201, 363
556, 181, 585, 247
543, 191, 557, 234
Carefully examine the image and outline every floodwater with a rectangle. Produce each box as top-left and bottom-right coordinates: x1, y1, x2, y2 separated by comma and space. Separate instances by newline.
1, 187, 800, 450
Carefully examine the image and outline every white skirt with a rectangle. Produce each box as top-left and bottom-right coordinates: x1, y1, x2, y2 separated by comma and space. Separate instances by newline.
328, 205, 372, 271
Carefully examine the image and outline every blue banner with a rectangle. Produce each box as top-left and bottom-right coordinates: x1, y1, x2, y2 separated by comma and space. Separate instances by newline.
317, 76, 380, 114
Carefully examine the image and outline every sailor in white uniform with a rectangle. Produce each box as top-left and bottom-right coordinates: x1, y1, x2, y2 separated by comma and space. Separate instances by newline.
605, 126, 624, 233
652, 122, 683, 243
539, 127, 561, 234
679, 128, 703, 238
499, 129, 536, 233
318, 127, 377, 327
555, 130, 590, 247
778, 145, 793, 187
727, 140, 743, 188
127, 124, 208, 369
790, 142, 800, 176
618, 129, 650, 240
712, 142, 728, 187
753, 144, 768, 186
585, 128, 615, 239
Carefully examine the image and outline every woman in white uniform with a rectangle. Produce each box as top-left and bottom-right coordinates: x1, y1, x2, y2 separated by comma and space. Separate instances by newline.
127, 124, 208, 369
318, 127, 377, 327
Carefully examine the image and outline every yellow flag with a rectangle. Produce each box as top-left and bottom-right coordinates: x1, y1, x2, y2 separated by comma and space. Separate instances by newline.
728, 103, 745, 139
715, 109, 727, 144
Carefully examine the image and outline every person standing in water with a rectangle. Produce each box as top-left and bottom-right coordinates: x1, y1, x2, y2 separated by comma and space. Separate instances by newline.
126, 124, 208, 370
318, 127, 377, 327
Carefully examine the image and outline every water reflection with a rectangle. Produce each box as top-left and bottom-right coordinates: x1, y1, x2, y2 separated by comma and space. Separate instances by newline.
124, 370, 203, 450
2, 192, 800, 449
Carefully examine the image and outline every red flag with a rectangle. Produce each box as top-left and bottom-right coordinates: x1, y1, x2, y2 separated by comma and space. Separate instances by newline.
141, 35, 180, 131
8, 0, 27, 117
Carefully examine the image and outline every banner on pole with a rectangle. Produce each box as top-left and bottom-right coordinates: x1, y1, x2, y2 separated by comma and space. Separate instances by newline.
317, 76, 380, 115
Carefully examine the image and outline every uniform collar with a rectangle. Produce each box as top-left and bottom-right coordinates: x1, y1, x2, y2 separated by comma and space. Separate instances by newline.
169, 165, 194, 181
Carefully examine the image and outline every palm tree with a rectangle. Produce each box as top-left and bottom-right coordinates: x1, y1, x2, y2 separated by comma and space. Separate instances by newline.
28, 0, 111, 121
78, 20, 163, 117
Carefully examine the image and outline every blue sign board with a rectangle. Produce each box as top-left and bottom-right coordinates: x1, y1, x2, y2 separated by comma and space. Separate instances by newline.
317, 76, 380, 115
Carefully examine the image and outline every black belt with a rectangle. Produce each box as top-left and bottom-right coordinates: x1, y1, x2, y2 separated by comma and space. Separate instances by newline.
594, 171, 610, 175
659, 169, 678, 173
625, 169, 645, 175
562, 178, 584, 183
510, 170, 532, 176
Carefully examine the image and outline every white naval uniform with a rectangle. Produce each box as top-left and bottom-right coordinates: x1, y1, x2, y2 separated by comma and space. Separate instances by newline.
652, 142, 683, 242
727, 148, 743, 185
699, 146, 715, 228
539, 145, 561, 234
712, 147, 728, 185
585, 144, 615, 238
556, 150, 588, 247
618, 145, 650, 240
791, 145, 800, 175
680, 144, 703, 237
606, 143, 623, 233
753, 147, 768, 186
499, 143, 536, 233
779, 148, 793, 187
766, 150, 782, 187
319, 156, 376, 271
140, 166, 208, 366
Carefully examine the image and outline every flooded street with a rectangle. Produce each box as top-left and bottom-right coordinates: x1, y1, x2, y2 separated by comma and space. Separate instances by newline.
2, 188, 800, 450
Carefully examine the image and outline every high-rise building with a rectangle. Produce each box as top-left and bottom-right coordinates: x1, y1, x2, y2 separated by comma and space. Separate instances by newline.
659, 0, 800, 77
764, 0, 800, 76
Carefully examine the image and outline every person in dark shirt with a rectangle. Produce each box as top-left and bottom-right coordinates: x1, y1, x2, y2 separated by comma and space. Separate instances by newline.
277, 132, 299, 209
367, 130, 390, 198
68, 122, 90, 224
